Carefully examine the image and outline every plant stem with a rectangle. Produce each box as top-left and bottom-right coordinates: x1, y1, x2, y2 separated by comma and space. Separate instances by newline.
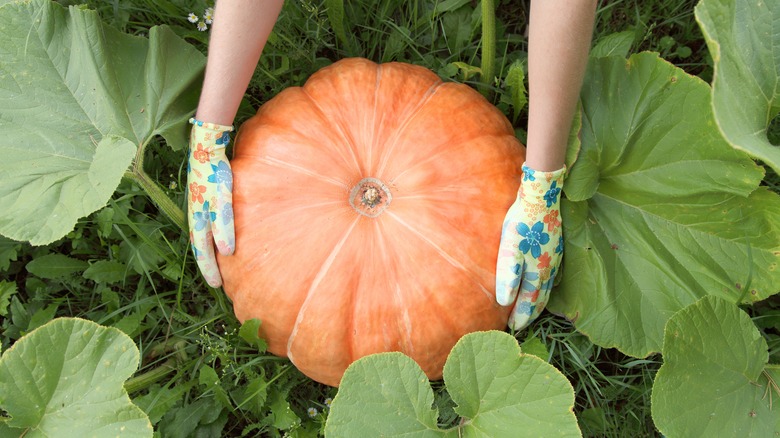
124, 360, 176, 394
125, 139, 187, 234
480, 0, 496, 96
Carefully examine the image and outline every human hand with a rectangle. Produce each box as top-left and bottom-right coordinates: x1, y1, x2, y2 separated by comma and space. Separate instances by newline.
187, 118, 235, 287
495, 164, 565, 330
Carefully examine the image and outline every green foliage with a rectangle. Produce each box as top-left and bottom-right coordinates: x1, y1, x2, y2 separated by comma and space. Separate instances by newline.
25, 254, 88, 279
652, 296, 780, 436
549, 52, 780, 358
504, 60, 528, 123
696, 0, 780, 174
238, 318, 269, 353
1, 0, 780, 436
592, 0, 709, 76
243, 0, 529, 119
532, 315, 660, 437
0, 317, 153, 437
325, 331, 580, 437
0, 237, 21, 272
590, 31, 635, 58
0, 0, 202, 244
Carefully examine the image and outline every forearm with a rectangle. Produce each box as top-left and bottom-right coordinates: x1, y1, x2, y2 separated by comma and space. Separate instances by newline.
525, 0, 596, 171
195, 0, 284, 125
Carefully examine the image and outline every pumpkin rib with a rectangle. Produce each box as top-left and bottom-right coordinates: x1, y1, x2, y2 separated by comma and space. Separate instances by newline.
364, 64, 382, 177
374, 81, 444, 180
286, 216, 360, 367
385, 210, 494, 302
372, 219, 416, 357
246, 199, 345, 221
363, 217, 425, 360
365, 215, 462, 374
234, 90, 364, 183
299, 87, 364, 176
377, 82, 516, 184
389, 133, 518, 188
255, 155, 349, 189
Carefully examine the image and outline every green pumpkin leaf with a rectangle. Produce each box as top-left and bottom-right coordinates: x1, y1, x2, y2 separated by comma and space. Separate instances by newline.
325, 331, 580, 437
444, 332, 579, 436
326, 353, 440, 437
0, 317, 152, 437
695, 0, 780, 174
0, 0, 203, 245
652, 296, 780, 436
25, 253, 88, 279
549, 53, 780, 358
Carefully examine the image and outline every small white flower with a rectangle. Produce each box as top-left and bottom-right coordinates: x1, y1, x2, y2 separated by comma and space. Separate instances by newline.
197, 21, 208, 31
324, 397, 332, 408
187, 12, 198, 23
307, 407, 318, 418
204, 7, 215, 24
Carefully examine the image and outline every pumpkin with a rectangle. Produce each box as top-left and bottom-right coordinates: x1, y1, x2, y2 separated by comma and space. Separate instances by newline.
217, 58, 525, 386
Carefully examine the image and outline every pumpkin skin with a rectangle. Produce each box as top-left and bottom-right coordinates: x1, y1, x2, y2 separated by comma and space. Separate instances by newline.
217, 58, 525, 387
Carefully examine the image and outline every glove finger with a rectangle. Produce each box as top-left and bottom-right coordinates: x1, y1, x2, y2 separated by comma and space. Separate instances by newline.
187, 176, 221, 287
536, 260, 561, 316
508, 298, 533, 331
529, 281, 553, 323
192, 229, 223, 288
495, 228, 524, 305
211, 183, 235, 255
507, 267, 543, 331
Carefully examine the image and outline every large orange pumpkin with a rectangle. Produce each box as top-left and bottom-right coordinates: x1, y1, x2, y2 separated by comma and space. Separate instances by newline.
217, 58, 525, 386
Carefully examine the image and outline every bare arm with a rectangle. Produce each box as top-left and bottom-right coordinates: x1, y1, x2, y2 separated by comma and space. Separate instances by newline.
194, 0, 284, 125
525, 0, 597, 171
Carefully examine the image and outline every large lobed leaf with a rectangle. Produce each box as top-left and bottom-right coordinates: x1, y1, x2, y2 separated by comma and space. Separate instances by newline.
652, 296, 780, 436
549, 52, 780, 358
324, 331, 580, 437
0, 0, 203, 245
695, 0, 780, 174
0, 317, 152, 437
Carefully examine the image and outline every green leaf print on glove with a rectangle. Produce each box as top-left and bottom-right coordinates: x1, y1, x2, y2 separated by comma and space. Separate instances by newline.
495, 163, 565, 330
188, 118, 235, 287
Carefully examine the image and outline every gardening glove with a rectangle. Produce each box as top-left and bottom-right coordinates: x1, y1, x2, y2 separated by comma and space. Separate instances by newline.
187, 118, 235, 287
495, 163, 565, 330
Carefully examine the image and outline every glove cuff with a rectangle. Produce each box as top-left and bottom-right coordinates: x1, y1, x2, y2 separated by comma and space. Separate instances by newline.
189, 117, 235, 133
519, 163, 565, 203
189, 118, 234, 151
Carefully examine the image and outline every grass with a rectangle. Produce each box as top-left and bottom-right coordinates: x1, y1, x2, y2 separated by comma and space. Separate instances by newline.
4, 0, 778, 436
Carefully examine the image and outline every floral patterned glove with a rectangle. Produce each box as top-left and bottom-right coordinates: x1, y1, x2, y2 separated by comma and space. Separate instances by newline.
187, 118, 235, 287
495, 163, 565, 330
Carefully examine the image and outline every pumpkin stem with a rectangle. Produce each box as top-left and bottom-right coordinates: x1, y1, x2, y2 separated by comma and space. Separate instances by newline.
124, 140, 187, 234
363, 187, 380, 207
350, 177, 392, 217
480, 0, 496, 97
124, 359, 176, 394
